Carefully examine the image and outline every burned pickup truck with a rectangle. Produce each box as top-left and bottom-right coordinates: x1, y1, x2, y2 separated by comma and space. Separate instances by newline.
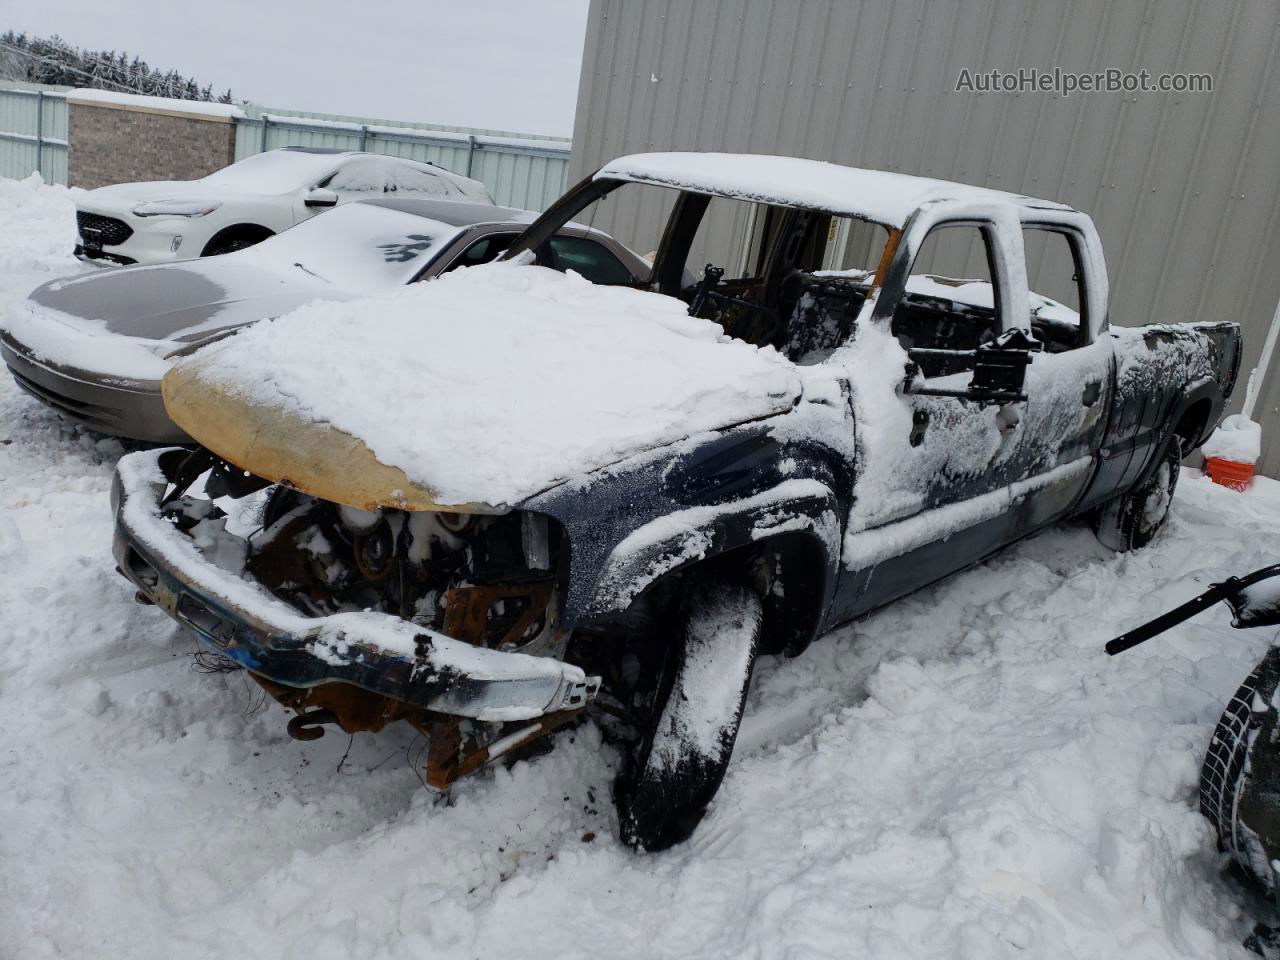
111, 153, 1241, 850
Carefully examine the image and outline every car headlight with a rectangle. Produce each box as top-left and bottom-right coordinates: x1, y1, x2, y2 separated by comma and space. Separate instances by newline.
131, 200, 223, 218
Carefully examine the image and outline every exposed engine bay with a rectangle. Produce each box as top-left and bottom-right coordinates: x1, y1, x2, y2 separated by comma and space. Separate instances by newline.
244, 490, 562, 656
155, 451, 586, 789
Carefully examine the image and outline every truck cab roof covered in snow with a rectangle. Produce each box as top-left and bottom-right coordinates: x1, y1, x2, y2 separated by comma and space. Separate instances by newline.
595, 152, 1073, 228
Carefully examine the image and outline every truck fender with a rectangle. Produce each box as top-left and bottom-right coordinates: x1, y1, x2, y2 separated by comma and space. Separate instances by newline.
584, 480, 841, 651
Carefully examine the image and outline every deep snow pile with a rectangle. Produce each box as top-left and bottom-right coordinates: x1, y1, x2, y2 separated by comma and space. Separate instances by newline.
0, 176, 1275, 958
0, 174, 82, 310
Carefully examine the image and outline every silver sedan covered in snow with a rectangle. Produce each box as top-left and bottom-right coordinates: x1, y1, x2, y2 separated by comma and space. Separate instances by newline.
1, 197, 647, 442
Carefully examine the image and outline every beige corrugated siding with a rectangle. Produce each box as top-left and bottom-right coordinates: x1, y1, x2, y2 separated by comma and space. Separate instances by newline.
571, 0, 1280, 475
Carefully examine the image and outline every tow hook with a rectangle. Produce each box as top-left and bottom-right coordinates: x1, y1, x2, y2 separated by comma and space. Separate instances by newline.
287, 708, 340, 741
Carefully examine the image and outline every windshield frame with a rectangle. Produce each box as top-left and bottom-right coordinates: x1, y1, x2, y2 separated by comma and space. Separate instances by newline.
503, 174, 899, 296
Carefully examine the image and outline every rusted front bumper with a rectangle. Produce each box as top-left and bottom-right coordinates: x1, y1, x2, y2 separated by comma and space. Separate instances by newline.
111, 448, 599, 721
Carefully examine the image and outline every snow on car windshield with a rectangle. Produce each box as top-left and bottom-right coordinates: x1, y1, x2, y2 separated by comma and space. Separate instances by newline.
199, 150, 347, 194
325, 157, 454, 195
248, 203, 464, 293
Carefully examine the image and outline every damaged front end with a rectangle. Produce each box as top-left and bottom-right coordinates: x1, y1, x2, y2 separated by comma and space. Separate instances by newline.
112, 446, 599, 789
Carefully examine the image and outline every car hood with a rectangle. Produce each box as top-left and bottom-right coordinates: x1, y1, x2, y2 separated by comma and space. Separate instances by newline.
27, 257, 346, 346
161, 263, 804, 511
80, 180, 226, 207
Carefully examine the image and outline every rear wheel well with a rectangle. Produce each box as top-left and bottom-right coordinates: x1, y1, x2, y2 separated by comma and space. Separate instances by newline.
1174, 398, 1213, 454
201, 223, 274, 256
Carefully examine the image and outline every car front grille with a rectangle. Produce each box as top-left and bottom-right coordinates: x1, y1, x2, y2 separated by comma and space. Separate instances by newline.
77, 211, 133, 246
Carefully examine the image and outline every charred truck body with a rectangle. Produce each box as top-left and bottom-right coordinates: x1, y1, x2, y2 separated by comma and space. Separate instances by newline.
112, 154, 1241, 849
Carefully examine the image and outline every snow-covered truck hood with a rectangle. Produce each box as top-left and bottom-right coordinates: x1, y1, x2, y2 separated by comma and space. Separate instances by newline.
161, 262, 803, 511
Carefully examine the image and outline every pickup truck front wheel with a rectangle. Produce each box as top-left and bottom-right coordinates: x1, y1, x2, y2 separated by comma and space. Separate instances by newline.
617, 573, 762, 852
1095, 437, 1182, 552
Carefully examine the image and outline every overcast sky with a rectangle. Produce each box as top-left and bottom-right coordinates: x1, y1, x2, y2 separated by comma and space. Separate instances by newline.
7, 0, 590, 136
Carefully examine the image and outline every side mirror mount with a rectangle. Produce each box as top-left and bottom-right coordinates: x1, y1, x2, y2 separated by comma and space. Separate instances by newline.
904, 328, 1042, 405
968, 328, 1042, 402
687, 263, 725, 317
304, 188, 338, 208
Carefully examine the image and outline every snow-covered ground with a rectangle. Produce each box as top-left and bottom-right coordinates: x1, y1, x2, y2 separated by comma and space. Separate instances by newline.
0, 174, 1276, 958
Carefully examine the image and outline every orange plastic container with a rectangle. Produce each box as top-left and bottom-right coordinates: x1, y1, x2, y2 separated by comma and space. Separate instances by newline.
1205, 456, 1255, 491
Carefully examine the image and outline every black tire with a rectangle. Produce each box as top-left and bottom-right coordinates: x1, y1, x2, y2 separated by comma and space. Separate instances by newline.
202, 226, 273, 257
1094, 437, 1181, 552
1201, 647, 1280, 896
617, 573, 763, 851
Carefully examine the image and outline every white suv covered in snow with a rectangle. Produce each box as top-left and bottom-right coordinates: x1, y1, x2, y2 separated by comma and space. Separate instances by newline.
73, 147, 494, 264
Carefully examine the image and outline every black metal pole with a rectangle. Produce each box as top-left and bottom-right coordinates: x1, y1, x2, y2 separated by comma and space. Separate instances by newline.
1106, 564, 1280, 655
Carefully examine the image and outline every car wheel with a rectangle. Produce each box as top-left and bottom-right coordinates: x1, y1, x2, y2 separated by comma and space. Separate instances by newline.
202, 226, 273, 257
616, 572, 762, 851
1094, 436, 1181, 552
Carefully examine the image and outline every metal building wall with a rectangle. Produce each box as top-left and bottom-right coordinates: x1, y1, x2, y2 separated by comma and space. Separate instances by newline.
570, 0, 1280, 475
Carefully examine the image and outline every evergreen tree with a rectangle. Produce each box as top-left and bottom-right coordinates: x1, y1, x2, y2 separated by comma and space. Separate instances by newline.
0, 31, 233, 102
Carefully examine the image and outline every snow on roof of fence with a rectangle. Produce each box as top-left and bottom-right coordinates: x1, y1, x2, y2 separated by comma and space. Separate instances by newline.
65, 89, 245, 121
257, 113, 570, 155
595, 152, 1070, 227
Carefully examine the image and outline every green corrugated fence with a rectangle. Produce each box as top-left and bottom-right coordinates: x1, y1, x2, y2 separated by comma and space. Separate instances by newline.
0, 82, 70, 185
235, 105, 571, 211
